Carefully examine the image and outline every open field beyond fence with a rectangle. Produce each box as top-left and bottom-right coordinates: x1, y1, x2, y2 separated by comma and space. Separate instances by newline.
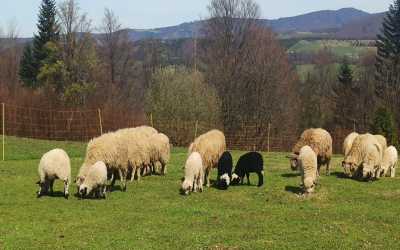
0, 137, 400, 249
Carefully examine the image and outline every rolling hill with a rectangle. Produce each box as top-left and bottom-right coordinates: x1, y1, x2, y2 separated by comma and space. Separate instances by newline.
123, 8, 384, 41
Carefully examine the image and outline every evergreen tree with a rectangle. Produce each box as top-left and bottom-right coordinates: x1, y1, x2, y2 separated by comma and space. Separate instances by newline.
19, 0, 59, 88
372, 107, 399, 147
333, 57, 356, 128
338, 58, 353, 85
19, 45, 36, 87
375, 0, 400, 108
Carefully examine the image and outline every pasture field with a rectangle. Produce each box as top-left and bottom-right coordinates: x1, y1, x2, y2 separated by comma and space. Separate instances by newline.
1, 137, 400, 249
288, 40, 376, 59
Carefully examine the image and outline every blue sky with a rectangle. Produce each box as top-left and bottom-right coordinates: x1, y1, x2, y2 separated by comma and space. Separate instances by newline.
0, 0, 394, 37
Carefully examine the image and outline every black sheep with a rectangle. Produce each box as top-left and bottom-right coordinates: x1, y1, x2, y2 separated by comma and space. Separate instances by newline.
231, 152, 264, 187
217, 151, 233, 189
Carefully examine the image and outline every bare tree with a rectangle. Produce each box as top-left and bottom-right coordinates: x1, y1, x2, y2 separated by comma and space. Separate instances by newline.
98, 8, 134, 86
203, 0, 299, 141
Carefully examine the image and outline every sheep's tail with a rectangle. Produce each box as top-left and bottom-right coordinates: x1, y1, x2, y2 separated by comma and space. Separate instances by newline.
257, 171, 264, 187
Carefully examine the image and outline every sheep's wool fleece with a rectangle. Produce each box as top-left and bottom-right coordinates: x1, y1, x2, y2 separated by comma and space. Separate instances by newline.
299, 146, 317, 189
189, 129, 226, 171
39, 148, 71, 182
343, 132, 359, 157
293, 128, 332, 160
344, 133, 382, 171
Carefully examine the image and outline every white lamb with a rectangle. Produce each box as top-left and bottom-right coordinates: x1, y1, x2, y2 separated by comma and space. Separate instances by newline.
37, 149, 71, 199
298, 145, 318, 194
377, 146, 398, 178
79, 161, 108, 199
181, 152, 204, 195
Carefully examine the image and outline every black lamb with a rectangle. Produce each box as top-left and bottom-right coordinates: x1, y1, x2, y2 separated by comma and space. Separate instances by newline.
217, 151, 233, 189
231, 152, 264, 187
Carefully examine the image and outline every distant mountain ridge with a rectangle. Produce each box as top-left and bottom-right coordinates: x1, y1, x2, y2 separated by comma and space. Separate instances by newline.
123, 8, 384, 40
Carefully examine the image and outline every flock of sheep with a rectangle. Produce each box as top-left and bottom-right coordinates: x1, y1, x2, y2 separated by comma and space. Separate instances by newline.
35, 126, 398, 199
287, 128, 398, 195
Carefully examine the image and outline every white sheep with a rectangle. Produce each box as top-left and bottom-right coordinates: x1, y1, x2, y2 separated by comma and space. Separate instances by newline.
342, 133, 382, 180
343, 132, 359, 158
79, 161, 108, 199
37, 149, 71, 199
148, 133, 171, 175
188, 129, 226, 187
377, 146, 398, 178
181, 152, 204, 195
290, 128, 332, 176
298, 146, 318, 194
77, 132, 127, 191
374, 134, 388, 154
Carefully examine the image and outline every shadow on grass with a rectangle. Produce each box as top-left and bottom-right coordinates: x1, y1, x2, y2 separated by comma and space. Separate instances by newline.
285, 185, 303, 195
37, 191, 66, 198
281, 173, 300, 178
331, 171, 348, 179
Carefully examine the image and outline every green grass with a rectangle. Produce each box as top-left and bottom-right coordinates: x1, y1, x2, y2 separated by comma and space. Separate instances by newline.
289, 40, 376, 59
1, 137, 400, 249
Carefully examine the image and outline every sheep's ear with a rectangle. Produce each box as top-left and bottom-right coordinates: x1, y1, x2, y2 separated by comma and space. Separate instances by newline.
180, 177, 185, 182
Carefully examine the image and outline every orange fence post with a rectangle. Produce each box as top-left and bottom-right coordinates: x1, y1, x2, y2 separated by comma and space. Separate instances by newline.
98, 108, 103, 135
2, 103, 5, 161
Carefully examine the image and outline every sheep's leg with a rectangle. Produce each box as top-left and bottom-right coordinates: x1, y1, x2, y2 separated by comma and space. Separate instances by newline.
37, 181, 44, 197
136, 167, 141, 182
102, 185, 107, 198
257, 171, 264, 187
119, 169, 127, 192
204, 168, 211, 187
326, 160, 331, 176
161, 162, 167, 175
193, 178, 198, 193
130, 166, 136, 182
49, 179, 54, 194
246, 173, 250, 185
391, 166, 396, 178
64, 179, 69, 199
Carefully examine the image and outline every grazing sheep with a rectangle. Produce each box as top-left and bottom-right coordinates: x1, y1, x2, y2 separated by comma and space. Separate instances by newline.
298, 146, 318, 194
37, 149, 71, 199
374, 134, 388, 154
343, 132, 359, 157
342, 133, 382, 180
289, 128, 332, 176
188, 129, 226, 187
79, 161, 108, 199
377, 146, 398, 178
77, 132, 127, 191
231, 152, 264, 187
148, 133, 171, 175
181, 152, 204, 195
116, 131, 150, 183
217, 151, 233, 189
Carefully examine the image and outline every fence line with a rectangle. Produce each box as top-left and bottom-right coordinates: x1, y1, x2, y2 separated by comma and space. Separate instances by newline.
0, 103, 359, 161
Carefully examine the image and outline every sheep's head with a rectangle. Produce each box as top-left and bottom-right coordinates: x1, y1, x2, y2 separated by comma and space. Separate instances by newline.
287, 154, 299, 171
362, 163, 374, 180
342, 159, 357, 177
303, 177, 315, 194
218, 174, 230, 189
79, 184, 92, 198
230, 173, 241, 185
180, 179, 192, 195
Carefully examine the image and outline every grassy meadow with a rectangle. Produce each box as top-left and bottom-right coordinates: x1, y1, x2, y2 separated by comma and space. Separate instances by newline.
0, 137, 400, 249
288, 40, 376, 59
